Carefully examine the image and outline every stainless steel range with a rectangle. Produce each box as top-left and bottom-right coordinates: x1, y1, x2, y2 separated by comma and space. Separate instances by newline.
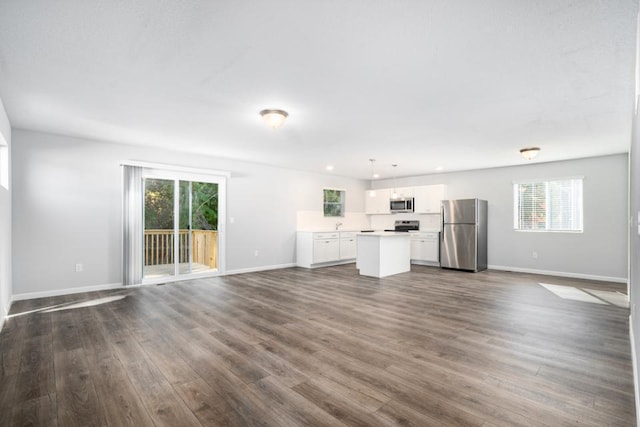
384, 220, 420, 232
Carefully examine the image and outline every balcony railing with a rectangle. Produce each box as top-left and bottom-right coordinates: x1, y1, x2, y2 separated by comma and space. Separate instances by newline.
144, 229, 218, 269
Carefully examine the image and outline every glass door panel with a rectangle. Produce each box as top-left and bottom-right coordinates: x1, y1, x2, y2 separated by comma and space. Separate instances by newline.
178, 180, 191, 275
142, 176, 219, 282
143, 178, 175, 279
190, 181, 218, 273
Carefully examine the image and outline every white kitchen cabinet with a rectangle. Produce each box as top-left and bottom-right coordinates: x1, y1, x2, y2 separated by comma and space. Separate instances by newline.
313, 238, 340, 263
414, 185, 446, 214
297, 231, 358, 268
365, 188, 391, 214
410, 232, 440, 265
339, 232, 357, 260
395, 187, 414, 198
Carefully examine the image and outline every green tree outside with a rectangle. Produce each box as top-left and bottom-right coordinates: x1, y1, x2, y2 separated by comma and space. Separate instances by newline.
145, 179, 218, 230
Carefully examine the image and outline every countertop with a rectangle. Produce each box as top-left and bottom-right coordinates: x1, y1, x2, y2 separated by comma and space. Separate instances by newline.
298, 229, 440, 233
357, 231, 412, 237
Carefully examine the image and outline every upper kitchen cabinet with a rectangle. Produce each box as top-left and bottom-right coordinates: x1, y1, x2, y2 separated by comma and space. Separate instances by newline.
365, 188, 391, 214
393, 187, 414, 198
414, 185, 446, 214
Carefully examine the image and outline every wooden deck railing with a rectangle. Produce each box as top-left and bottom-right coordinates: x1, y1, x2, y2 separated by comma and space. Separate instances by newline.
144, 229, 218, 269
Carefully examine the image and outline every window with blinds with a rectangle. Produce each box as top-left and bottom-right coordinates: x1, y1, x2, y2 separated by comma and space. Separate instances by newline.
513, 178, 583, 232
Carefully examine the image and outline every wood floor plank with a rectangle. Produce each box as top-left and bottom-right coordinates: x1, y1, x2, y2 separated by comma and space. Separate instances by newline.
248, 376, 346, 427
0, 374, 17, 426
125, 357, 202, 427
292, 380, 384, 426
14, 334, 55, 404
0, 265, 634, 425
10, 393, 57, 427
54, 348, 107, 427
174, 378, 247, 427
91, 357, 156, 427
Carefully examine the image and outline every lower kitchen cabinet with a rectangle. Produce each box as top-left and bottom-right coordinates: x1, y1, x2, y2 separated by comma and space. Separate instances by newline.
313, 237, 339, 263
339, 232, 357, 260
410, 232, 440, 266
297, 231, 357, 268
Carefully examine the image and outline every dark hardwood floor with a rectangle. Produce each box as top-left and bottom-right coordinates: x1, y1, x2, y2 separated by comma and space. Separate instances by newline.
0, 265, 635, 426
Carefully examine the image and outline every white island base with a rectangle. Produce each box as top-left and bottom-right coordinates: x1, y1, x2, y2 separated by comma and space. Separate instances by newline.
356, 232, 411, 278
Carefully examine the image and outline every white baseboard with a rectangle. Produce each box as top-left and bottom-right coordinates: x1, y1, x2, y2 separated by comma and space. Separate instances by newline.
11, 282, 124, 302
0, 299, 8, 333
630, 317, 640, 427
225, 263, 296, 276
488, 265, 628, 284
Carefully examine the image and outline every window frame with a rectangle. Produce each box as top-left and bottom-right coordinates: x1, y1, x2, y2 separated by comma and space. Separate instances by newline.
513, 176, 584, 233
323, 188, 346, 217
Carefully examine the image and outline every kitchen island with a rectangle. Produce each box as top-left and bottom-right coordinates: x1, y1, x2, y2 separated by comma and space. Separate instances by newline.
356, 232, 411, 278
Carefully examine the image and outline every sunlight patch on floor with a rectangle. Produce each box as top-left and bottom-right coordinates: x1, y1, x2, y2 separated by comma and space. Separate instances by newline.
8, 294, 128, 318
540, 283, 628, 307
587, 289, 629, 308
40, 295, 127, 312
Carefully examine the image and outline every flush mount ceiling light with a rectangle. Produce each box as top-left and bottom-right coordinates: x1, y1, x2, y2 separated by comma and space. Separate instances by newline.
260, 109, 288, 129
520, 147, 540, 160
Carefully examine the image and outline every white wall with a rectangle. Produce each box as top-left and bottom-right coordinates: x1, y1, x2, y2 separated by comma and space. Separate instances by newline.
373, 154, 628, 282
628, 28, 640, 420
630, 102, 640, 426
11, 129, 367, 296
0, 97, 11, 329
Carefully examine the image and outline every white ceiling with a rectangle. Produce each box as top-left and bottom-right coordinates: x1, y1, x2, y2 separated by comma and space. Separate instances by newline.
0, 1, 637, 179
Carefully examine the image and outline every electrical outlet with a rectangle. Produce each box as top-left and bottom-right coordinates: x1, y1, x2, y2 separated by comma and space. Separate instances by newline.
532, 251, 538, 259
254, 250, 259, 257
75, 263, 83, 272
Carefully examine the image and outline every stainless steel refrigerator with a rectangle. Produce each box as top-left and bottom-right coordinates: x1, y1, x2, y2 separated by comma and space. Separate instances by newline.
440, 199, 487, 272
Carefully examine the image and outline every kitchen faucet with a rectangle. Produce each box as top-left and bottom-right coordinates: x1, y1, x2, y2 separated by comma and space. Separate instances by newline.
335, 222, 343, 230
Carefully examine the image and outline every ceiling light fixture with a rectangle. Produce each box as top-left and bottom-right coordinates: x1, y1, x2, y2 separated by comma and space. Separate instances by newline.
260, 109, 288, 129
391, 164, 399, 199
326, 165, 334, 171
369, 158, 379, 179
520, 147, 540, 160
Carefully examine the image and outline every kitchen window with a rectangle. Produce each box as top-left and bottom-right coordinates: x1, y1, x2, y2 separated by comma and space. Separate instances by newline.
323, 188, 345, 217
513, 177, 583, 232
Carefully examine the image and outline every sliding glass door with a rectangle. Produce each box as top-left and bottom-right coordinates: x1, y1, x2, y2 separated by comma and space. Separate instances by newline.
142, 175, 221, 282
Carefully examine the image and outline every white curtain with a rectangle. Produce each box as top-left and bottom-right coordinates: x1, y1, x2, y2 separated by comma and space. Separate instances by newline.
122, 165, 143, 286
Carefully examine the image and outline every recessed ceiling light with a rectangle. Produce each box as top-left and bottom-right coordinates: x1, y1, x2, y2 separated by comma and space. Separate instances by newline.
373, 173, 380, 179
326, 165, 334, 171
436, 166, 444, 171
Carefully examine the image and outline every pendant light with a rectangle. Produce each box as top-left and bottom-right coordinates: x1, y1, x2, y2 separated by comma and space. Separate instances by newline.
369, 158, 379, 179
368, 159, 378, 197
391, 164, 399, 199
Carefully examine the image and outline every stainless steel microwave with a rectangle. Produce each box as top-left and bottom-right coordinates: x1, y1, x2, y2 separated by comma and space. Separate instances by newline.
390, 197, 414, 213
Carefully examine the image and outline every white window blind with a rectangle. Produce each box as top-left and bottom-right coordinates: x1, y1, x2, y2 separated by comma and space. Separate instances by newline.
513, 178, 583, 232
